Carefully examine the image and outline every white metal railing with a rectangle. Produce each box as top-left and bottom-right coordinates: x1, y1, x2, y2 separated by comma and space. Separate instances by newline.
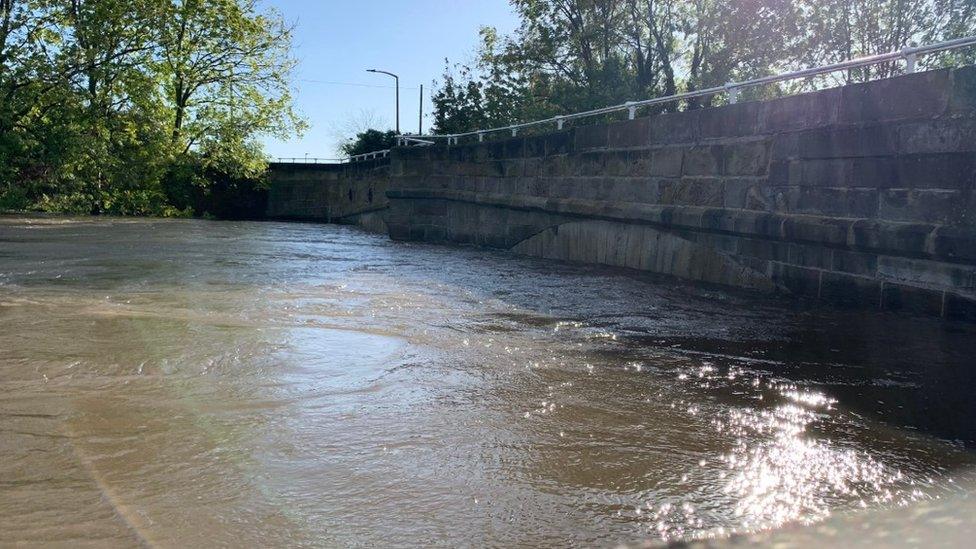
396, 136, 435, 147
272, 150, 390, 165
285, 36, 976, 164
404, 35, 976, 146
348, 149, 391, 162
345, 137, 439, 162
272, 156, 345, 164
274, 136, 435, 165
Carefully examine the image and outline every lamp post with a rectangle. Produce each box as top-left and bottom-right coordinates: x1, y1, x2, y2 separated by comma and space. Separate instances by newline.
366, 68, 399, 134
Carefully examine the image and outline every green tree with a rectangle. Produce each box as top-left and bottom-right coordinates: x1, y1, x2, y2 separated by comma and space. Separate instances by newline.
0, 1, 74, 200
159, 0, 305, 178
61, 0, 171, 213
0, 0, 305, 216
340, 129, 397, 157
799, 0, 976, 83
430, 0, 976, 133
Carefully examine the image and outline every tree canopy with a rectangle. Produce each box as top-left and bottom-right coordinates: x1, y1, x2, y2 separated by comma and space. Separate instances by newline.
432, 0, 976, 134
0, 0, 305, 216
340, 129, 398, 157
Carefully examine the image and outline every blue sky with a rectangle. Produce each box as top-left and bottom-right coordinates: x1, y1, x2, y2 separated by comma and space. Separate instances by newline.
262, 0, 519, 159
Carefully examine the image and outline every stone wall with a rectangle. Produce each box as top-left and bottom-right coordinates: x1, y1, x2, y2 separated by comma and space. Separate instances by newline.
386, 66, 976, 319
266, 159, 389, 231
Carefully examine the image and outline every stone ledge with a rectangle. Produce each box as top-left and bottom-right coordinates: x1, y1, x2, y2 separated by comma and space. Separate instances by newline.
387, 187, 976, 265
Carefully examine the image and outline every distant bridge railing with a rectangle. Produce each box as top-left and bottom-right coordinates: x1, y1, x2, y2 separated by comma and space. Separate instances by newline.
270, 152, 390, 165
273, 136, 435, 165
396, 136, 436, 147
349, 149, 390, 162
344, 137, 438, 161
271, 157, 345, 164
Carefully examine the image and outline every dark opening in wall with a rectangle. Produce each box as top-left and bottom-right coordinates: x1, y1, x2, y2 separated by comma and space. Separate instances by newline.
348, 189, 353, 202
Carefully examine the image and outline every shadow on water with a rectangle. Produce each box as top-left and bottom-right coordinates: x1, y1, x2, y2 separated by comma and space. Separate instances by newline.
637, 309, 976, 447
409, 239, 976, 448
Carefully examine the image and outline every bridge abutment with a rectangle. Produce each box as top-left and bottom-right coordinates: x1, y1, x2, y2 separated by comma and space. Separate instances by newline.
266, 159, 390, 232
266, 66, 976, 319
383, 66, 976, 319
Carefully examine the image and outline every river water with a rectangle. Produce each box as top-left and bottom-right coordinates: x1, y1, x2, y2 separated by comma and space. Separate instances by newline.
2, 215, 975, 547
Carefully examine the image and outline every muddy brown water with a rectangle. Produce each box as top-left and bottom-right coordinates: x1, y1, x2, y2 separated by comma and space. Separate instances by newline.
1, 215, 975, 547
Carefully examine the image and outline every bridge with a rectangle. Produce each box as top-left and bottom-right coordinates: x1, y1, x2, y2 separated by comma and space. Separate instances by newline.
265, 158, 389, 231
266, 39, 976, 320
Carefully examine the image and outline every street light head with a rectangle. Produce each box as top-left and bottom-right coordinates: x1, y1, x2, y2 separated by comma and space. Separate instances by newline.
366, 68, 398, 79
364, 68, 400, 134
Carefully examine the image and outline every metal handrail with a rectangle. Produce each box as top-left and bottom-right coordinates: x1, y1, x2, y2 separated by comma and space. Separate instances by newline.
396, 136, 435, 146
348, 149, 391, 162
272, 157, 345, 164
273, 136, 436, 165
410, 35, 976, 145
343, 135, 436, 162
272, 151, 392, 164
281, 36, 975, 163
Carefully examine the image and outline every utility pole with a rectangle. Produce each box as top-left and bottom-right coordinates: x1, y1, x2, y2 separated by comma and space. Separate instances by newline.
366, 69, 399, 134
419, 84, 423, 135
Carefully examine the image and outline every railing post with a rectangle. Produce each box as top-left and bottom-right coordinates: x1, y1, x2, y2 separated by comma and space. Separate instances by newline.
511, 128, 518, 137
726, 83, 739, 104
626, 102, 636, 120
903, 47, 917, 73
478, 132, 484, 143
556, 116, 564, 130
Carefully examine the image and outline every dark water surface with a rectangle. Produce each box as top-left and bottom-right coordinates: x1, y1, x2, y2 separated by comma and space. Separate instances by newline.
2, 215, 975, 547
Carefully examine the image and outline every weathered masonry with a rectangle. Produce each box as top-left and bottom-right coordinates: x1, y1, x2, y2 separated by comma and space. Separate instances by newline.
266, 159, 389, 232
380, 67, 976, 319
